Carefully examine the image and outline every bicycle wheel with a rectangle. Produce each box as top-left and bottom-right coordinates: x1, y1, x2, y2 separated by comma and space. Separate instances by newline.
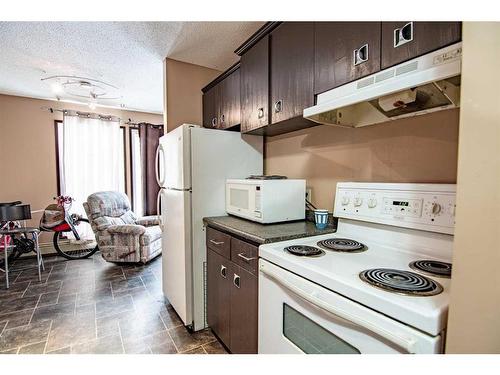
53, 218, 99, 260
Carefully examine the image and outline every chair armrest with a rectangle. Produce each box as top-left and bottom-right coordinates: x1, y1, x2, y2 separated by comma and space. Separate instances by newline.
107, 224, 146, 236
135, 216, 160, 227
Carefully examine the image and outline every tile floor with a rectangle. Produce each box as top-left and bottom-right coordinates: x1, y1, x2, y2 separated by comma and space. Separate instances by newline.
0, 253, 227, 354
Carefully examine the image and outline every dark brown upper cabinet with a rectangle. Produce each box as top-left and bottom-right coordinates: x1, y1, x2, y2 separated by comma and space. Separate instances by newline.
381, 22, 462, 69
314, 22, 382, 95
202, 84, 219, 129
240, 36, 269, 133
202, 64, 241, 130
270, 22, 315, 125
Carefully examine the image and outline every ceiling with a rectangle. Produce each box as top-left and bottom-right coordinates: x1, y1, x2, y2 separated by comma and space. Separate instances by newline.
0, 22, 264, 113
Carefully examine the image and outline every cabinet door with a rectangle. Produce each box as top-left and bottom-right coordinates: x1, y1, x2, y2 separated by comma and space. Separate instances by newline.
207, 248, 231, 345
202, 85, 220, 129
230, 265, 258, 354
381, 22, 462, 69
220, 68, 241, 129
314, 22, 381, 95
270, 22, 314, 124
240, 36, 269, 133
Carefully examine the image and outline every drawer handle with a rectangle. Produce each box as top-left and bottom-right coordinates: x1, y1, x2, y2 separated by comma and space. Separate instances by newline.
233, 273, 240, 288
353, 44, 369, 66
220, 265, 227, 278
238, 253, 257, 262
209, 239, 224, 246
394, 22, 414, 48
211, 117, 217, 127
257, 107, 264, 119
274, 100, 282, 113
220, 114, 225, 123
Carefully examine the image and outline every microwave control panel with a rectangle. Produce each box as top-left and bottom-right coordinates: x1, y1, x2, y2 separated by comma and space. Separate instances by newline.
334, 183, 456, 235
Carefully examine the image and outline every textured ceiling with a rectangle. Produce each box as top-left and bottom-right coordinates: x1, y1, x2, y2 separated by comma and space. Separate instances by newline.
0, 21, 264, 113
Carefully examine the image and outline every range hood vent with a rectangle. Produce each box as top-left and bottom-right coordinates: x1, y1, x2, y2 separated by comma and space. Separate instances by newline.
304, 43, 462, 128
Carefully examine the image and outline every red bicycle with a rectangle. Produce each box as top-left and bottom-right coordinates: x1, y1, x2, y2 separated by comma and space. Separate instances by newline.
0, 196, 98, 262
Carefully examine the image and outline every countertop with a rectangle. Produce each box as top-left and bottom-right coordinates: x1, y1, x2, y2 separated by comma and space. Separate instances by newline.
203, 215, 336, 245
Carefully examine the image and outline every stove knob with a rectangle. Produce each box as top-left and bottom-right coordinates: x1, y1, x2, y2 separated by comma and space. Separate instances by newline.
431, 202, 442, 215
368, 198, 377, 208
354, 197, 363, 207
341, 196, 350, 205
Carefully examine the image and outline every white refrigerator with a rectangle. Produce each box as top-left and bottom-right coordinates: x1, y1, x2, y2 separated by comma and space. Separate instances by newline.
159, 124, 263, 331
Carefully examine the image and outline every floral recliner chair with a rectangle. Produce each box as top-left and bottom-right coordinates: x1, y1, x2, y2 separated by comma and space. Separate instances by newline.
83, 191, 162, 263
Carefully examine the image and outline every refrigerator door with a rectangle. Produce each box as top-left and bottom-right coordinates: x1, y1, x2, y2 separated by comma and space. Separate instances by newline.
162, 188, 193, 326
164, 124, 197, 190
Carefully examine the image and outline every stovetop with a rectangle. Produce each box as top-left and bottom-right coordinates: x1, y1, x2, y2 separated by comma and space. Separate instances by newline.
259, 226, 453, 336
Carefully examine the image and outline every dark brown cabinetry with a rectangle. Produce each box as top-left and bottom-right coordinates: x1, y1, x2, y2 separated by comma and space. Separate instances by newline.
270, 22, 315, 124
314, 22, 382, 95
206, 227, 258, 354
240, 36, 269, 133
381, 22, 462, 69
202, 64, 241, 130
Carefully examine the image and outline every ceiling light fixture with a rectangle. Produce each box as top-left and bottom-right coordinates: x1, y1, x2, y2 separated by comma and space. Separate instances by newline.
41, 75, 122, 108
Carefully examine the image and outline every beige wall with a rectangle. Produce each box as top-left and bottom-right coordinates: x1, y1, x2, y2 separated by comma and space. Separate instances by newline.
265, 109, 460, 210
446, 23, 500, 354
0, 94, 162, 242
164, 58, 220, 132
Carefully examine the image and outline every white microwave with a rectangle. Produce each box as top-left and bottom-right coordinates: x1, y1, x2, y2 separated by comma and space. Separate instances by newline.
226, 179, 306, 223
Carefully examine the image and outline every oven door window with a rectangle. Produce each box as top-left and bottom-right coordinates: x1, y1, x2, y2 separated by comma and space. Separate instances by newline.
283, 304, 360, 354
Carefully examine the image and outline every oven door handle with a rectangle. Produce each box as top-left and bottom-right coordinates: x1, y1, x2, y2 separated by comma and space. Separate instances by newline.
260, 265, 417, 353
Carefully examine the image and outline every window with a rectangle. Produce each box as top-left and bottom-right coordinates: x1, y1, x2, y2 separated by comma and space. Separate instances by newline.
130, 127, 144, 216
55, 115, 126, 218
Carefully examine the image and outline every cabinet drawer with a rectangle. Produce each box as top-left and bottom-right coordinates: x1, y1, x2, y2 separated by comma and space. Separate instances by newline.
231, 237, 258, 275
206, 227, 231, 259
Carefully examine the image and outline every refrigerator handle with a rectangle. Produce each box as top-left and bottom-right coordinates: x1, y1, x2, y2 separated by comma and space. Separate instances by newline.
155, 144, 164, 187
157, 188, 164, 230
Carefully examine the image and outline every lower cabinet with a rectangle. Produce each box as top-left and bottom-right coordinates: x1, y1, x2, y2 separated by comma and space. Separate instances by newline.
206, 227, 258, 354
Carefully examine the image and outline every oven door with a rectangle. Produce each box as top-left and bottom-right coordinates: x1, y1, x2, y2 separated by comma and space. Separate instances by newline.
258, 259, 442, 354
225, 182, 261, 222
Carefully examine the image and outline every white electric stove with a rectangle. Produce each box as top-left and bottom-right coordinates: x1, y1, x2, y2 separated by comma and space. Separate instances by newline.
258, 182, 456, 354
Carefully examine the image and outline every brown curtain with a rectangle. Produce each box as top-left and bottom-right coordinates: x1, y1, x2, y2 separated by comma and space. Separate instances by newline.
139, 123, 164, 216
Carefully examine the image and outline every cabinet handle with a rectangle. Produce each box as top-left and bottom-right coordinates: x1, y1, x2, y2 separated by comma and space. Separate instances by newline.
238, 253, 257, 262
209, 239, 224, 246
274, 100, 283, 113
233, 273, 240, 288
257, 107, 264, 119
220, 265, 227, 278
211, 117, 217, 128
220, 114, 225, 123
394, 22, 414, 48
353, 44, 369, 66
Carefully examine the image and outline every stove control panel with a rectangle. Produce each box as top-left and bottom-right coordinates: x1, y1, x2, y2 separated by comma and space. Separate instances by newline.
334, 183, 456, 234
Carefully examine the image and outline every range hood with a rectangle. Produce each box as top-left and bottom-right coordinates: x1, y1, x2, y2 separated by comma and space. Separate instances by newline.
304, 42, 462, 128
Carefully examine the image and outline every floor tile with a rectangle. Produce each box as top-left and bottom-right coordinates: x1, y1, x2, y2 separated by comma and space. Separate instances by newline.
45, 310, 96, 352
182, 346, 206, 354
0, 281, 30, 295
0, 295, 39, 314
31, 302, 75, 323
168, 327, 216, 353
203, 340, 229, 354
0, 320, 51, 352
95, 295, 134, 319
46, 346, 71, 354
159, 305, 184, 329
123, 331, 176, 354
38, 291, 60, 307
23, 280, 62, 297
110, 277, 144, 293
18, 340, 46, 354
0, 309, 34, 330
71, 334, 123, 354
77, 286, 113, 306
